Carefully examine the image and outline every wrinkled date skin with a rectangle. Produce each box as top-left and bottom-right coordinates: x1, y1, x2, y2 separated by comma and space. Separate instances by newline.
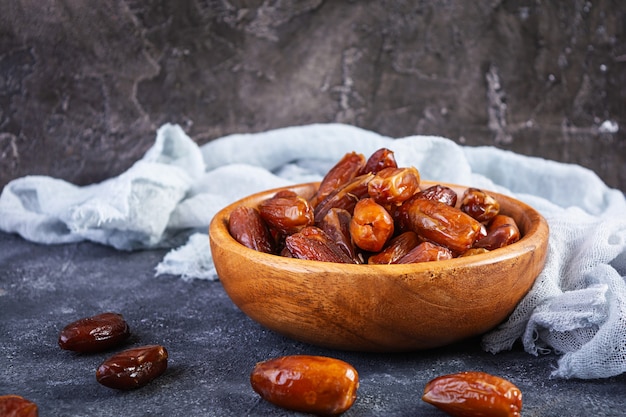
58, 312, 130, 353
312, 151, 366, 206
96, 345, 168, 390
0, 395, 38, 417
259, 190, 314, 236
360, 147, 397, 175
399, 198, 483, 254
368, 231, 420, 264
460, 187, 500, 223
459, 247, 490, 257
229, 206, 275, 253
367, 166, 421, 205
250, 355, 359, 416
475, 214, 521, 250
313, 173, 374, 223
350, 198, 395, 252
422, 371, 522, 417
397, 241, 453, 264
285, 226, 355, 263
415, 184, 458, 207
319, 208, 359, 262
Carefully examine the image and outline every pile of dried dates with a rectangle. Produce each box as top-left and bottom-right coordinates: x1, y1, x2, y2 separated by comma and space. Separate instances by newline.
230, 148, 520, 263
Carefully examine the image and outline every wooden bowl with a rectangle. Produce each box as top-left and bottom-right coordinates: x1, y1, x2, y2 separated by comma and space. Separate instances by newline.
209, 181, 549, 352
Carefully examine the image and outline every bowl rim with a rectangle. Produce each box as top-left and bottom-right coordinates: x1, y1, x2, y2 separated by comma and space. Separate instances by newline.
209, 180, 549, 274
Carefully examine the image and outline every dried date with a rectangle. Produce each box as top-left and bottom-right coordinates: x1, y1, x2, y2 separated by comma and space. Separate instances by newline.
367, 166, 421, 205
422, 371, 522, 417
313, 173, 374, 223
96, 345, 168, 390
475, 214, 521, 250
399, 198, 483, 254
360, 147, 397, 174
414, 184, 458, 207
368, 231, 420, 264
285, 226, 355, 263
458, 247, 490, 257
58, 312, 130, 353
350, 198, 395, 253
460, 187, 500, 223
319, 208, 359, 262
250, 355, 359, 416
229, 206, 275, 254
0, 395, 38, 417
259, 190, 314, 236
397, 241, 453, 264
312, 151, 365, 206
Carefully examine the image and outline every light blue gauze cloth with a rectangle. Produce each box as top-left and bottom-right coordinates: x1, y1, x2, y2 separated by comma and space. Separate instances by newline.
1, 123, 625, 380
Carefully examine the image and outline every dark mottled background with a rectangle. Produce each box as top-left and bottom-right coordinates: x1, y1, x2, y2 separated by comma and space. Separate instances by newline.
1, 0, 624, 192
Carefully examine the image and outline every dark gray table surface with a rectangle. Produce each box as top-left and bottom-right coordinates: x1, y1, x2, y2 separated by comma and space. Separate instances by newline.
1, 230, 625, 417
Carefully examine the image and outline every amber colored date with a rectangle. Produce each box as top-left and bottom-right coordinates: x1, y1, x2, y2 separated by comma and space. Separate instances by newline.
350, 198, 395, 253
399, 198, 483, 254
368, 231, 420, 264
475, 214, 521, 250
285, 226, 355, 263
313, 173, 374, 223
259, 190, 314, 236
460, 187, 500, 222
229, 206, 275, 253
415, 184, 458, 207
250, 355, 359, 416
397, 241, 453, 264
319, 208, 359, 262
96, 345, 168, 390
360, 147, 397, 174
422, 371, 522, 417
58, 312, 130, 353
367, 166, 421, 205
312, 151, 365, 206
0, 395, 38, 417
459, 247, 490, 257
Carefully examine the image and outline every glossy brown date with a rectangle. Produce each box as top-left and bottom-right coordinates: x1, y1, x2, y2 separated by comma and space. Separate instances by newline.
414, 184, 458, 207
397, 241, 453, 264
422, 371, 522, 417
350, 198, 395, 252
475, 214, 521, 250
0, 395, 38, 417
360, 147, 397, 174
96, 345, 168, 390
228, 206, 275, 254
259, 190, 314, 236
58, 312, 130, 353
313, 173, 374, 223
285, 226, 355, 263
312, 151, 365, 206
319, 208, 359, 262
459, 247, 490, 257
250, 355, 359, 416
368, 231, 420, 264
399, 198, 483, 254
367, 166, 421, 205
460, 187, 500, 222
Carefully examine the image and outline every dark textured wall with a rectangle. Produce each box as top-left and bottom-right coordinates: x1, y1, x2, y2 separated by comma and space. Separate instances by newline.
1, 0, 625, 192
